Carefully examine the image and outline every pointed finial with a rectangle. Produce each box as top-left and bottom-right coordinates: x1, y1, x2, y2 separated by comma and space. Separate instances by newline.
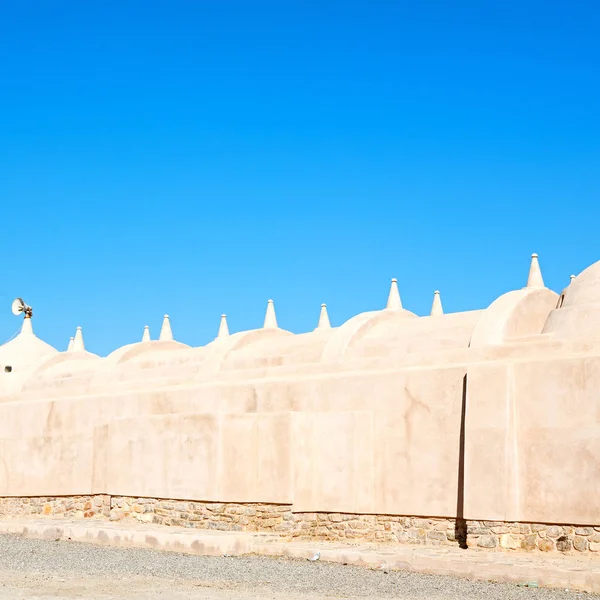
316, 303, 331, 330
217, 314, 230, 338
386, 278, 402, 310
141, 325, 150, 343
570, 274, 576, 283
72, 326, 85, 352
526, 253, 545, 288
430, 290, 444, 316
67, 337, 74, 352
20, 316, 33, 335
159, 315, 173, 341
263, 299, 278, 329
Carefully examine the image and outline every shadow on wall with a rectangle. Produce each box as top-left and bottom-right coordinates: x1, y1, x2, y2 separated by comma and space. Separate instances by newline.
455, 374, 467, 549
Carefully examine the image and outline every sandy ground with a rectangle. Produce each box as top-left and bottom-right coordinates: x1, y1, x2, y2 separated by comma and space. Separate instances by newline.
0, 534, 596, 599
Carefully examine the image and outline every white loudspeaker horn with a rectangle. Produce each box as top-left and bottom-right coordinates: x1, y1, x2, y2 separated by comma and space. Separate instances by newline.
11, 298, 25, 316
11, 298, 32, 317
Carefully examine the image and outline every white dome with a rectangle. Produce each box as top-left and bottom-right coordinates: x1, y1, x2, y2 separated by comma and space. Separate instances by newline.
543, 259, 600, 338
0, 321, 58, 394
0, 328, 58, 368
561, 260, 600, 308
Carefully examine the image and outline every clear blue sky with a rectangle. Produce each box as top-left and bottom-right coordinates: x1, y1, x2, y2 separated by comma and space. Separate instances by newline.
1, 1, 598, 355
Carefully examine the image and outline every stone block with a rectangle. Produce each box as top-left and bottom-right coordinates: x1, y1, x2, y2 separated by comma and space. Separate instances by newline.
427, 531, 448, 543
546, 526, 563, 538
590, 542, 600, 552
297, 513, 316, 521
574, 536, 588, 552
477, 535, 497, 549
521, 535, 537, 551
467, 526, 489, 535
556, 536, 572, 552
395, 531, 410, 543
538, 539, 554, 552
575, 527, 594, 536
410, 528, 427, 542
412, 518, 430, 528
109, 509, 123, 522
500, 534, 520, 549
224, 505, 246, 516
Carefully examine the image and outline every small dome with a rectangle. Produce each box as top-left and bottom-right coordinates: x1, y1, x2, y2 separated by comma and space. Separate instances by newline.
0, 324, 58, 393
0, 329, 58, 367
560, 260, 600, 308
543, 259, 600, 339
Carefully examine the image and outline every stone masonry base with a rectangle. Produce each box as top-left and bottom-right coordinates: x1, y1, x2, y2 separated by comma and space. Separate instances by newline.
1, 496, 599, 554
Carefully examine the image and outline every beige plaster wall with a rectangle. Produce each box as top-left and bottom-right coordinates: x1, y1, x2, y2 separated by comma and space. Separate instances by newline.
464, 354, 600, 525
2, 263, 600, 529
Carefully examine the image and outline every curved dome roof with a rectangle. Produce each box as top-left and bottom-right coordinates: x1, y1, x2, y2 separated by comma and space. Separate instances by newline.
542, 259, 600, 339
0, 324, 58, 368
561, 260, 600, 308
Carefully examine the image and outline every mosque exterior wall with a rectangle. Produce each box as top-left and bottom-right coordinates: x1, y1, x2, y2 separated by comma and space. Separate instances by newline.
1, 254, 600, 556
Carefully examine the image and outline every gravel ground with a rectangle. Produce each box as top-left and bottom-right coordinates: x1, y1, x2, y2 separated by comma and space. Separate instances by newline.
0, 534, 597, 600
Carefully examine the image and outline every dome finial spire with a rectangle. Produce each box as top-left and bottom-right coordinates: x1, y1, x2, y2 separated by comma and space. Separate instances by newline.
263, 299, 278, 329
72, 326, 85, 352
67, 336, 74, 352
430, 290, 444, 316
217, 314, 230, 338
20, 316, 33, 335
142, 325, 150, 343
386, 278, 402, 310
316, 303, 331, 329
526, 253, 545, 288
159, 315, 173, 341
